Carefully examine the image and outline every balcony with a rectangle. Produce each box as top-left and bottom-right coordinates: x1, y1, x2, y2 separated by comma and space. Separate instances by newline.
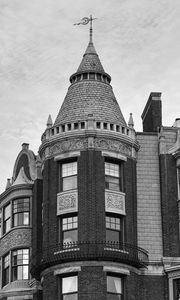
31, 241, 148, 278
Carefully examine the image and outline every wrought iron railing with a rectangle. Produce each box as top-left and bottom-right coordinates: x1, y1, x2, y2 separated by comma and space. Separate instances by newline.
31, 241, 148, 277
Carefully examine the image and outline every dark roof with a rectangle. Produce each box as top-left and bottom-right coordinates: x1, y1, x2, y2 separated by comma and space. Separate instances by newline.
54, 40, 126, 126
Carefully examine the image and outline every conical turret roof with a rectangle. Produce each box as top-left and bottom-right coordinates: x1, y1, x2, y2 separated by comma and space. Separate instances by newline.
77, 41, 105, 73
54, 39, 126, 127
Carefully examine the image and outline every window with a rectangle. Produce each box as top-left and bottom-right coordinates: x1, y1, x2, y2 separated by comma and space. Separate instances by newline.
106, 215, 123, 244
12, 249, 29, 281
2, 253, 10, 286
83, 73, 88, 80
107, 274, 123, 300
61, 162, 77, 192
2, 249, 29, 286
61, 216, 78, 245
61, 275, 78, 300
105, 162, 123, 192
13, 198, 30, 227
3, 203, 11, 234
173, 278, 180, 300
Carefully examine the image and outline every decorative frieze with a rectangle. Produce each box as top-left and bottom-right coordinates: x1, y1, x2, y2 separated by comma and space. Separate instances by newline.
57, 190, 78, 215
94, 138, 132, 156
105, 190, 125, 215
40, 135, 137, 161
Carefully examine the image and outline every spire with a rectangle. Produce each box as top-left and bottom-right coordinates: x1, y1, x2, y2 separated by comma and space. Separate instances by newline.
6, 178, 11, 190
47, 114, 53, 128
128, 113, 134, 128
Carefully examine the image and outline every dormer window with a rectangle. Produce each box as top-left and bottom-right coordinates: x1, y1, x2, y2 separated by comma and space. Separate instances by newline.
67, 124, 71, 131
83, 73, 88, 80
89, 73, 95, 80
77, 74, 81, 81
97, 73, 101, 81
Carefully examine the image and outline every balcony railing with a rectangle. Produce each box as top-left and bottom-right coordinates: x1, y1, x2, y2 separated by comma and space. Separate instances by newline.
31, 241, 148, 278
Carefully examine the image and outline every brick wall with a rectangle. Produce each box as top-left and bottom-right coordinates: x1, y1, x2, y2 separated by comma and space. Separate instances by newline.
141, 93, 162, 133
124, 158, 137, 245
42, 158, 58, 249
137, 133, 163, 259
43, 272, 58, 300
78, 150, 105, 242
159, 154, 179, 256
138, 274, 168, 300
79, 266, 106, 300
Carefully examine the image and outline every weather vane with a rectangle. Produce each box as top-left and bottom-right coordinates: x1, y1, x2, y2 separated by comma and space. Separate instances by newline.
74, 15, 97, 42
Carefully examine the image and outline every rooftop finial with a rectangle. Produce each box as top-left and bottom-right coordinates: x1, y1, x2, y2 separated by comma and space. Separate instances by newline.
74, 15, 97, 43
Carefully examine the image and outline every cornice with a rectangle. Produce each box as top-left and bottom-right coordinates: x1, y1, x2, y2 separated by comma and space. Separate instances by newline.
39, 130, 139, 161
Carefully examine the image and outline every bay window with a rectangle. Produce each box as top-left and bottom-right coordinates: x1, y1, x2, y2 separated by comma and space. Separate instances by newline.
2, 253, 10, 286
13, 198, 30, 227
2, 249, 29, 287
12, 249, 29, 281
3, 203, 11, 234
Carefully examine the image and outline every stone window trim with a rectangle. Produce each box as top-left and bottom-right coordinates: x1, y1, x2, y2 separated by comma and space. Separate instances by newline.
2, 248, 29, 287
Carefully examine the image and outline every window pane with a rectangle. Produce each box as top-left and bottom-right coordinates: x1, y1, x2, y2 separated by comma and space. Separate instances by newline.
63, 295, 78, 300
105, 162, 119, 177
63, 176, 77, 191
106, 229, 120, 243
62, 162, 77, 177
107, 276, 122, 294
105, 176, 120, 191
62, 276, 77, 294
107, 294, 122, 300
63, 229, 78, 244
4, 204, 11, 219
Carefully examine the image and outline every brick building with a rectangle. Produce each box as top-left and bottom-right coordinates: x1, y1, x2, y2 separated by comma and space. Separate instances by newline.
0, 30, 180, 300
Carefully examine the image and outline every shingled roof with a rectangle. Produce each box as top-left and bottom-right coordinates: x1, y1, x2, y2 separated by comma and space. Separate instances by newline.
54, 40, 126, 126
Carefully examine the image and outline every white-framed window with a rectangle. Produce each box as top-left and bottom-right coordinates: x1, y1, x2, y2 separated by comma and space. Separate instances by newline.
105, 162, 123, 192
60, 161, 77, 191
61, 274, 78, 300
107, 274, 123, 299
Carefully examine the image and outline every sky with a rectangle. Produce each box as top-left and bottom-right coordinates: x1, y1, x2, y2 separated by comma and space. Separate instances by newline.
0, 0, 180, 193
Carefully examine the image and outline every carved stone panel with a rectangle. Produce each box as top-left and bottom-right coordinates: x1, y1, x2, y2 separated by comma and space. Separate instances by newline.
105, 190, 125, 215
57, 190, 78, 215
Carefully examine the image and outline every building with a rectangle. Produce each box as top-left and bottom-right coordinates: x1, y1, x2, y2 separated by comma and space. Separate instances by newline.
0, 26, 180, 300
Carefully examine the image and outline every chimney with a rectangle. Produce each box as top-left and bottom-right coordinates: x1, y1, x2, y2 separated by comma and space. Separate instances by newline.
141, 92, 162, 132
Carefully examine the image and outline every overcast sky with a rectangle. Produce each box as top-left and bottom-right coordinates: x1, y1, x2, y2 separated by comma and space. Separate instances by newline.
0, 0, 180, 193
